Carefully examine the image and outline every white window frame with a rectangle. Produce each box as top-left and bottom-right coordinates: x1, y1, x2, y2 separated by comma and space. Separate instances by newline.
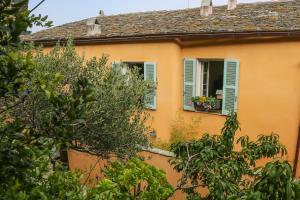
200, 61, 210, 97
195, 61, 202, 97
196, 60, 212, 97
185, 58, 239, 115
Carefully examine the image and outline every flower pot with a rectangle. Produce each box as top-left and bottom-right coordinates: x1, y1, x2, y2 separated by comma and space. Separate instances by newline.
193, 102, 202, 111
214, 100, 221, 110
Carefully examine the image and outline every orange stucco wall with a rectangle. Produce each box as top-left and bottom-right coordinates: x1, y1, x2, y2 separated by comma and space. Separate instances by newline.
46, 38, 300, 177
181, 40, 300, 175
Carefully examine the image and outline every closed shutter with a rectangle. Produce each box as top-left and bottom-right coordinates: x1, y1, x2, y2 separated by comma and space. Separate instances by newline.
144, 62, 157, 109
183, 59, 196, 111
222, 59, 239, 115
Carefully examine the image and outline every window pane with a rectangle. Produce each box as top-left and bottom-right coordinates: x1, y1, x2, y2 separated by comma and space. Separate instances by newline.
203, 74, 207, 83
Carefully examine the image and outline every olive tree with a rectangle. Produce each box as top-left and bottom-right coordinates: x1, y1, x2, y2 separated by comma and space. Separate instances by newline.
20, 41, 152, 158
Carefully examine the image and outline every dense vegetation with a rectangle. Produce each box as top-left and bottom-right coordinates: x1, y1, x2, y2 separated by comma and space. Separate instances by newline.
170, 113, 300, 200
87, 158, 174, 200
0, 0, 160, 199
0, 1, 299, 199
21, 41, 152, 158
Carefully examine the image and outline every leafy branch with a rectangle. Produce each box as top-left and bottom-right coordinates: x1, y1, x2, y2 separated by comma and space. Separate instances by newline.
170, 113, 298, 199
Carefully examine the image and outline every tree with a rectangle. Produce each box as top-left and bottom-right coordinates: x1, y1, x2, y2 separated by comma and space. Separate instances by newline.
19, 41, 152, 158
242, 160, 300, 200
0, 0, 57, 197
170, 113, 299, 200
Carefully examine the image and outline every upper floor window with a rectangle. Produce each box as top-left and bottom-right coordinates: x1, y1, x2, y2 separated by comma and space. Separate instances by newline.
112, 61, 157, 110
183, 58, 239, 115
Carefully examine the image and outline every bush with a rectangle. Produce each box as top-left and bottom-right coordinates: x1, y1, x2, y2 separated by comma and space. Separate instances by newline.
241, 160, 300, 200
151, 113, 201, 150
87, 158, 174, 200
30, 168, 85, 200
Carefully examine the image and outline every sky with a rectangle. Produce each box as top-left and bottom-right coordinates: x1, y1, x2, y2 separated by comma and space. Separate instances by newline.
29, 0, 269, 32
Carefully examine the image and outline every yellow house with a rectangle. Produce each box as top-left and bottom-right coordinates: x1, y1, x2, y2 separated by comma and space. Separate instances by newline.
25, 0, 300, 177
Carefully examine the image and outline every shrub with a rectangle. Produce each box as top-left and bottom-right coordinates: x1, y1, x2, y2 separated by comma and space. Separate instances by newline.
151, 113, 200, 150
87, 158, 174, 200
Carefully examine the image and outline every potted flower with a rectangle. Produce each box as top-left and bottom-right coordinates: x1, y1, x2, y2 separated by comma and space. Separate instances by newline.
192, 96, 201, 111
191, 96, 220, 112
192, 96, 208, 111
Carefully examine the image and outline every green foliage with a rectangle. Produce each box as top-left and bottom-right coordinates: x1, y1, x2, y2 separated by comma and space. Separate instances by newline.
0, 0, 52, 46
87, 179, 129, 200
151, 113, 201, 150
30, 168, 85, 200
0, 46, 34, 98
239, 161, 300, 200
169, 114, 201, 145
191, 96, 221, 112
0, 120, 51, 195
170, 113, 297, 200
20, 41, 151, 157
0, 2, 162, 200
35, 72, 95, 145
87, 158, 174, 200
0, 1, 56, 197
2, 166, 86, 200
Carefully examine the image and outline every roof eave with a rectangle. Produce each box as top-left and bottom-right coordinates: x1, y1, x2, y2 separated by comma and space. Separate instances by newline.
26, 30, 300, 46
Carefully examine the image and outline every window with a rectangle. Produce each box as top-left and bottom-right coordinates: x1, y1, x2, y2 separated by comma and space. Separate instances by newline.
183, 58, 239, 115
112, 61, 157, 110
123, 62, 144, 77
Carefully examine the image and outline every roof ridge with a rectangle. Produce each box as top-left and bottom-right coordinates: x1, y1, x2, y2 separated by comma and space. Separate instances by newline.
94, 0, 294, 18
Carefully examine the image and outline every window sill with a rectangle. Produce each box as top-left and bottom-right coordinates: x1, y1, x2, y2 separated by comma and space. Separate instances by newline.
146, 108, 156, 111
184, 109, 227, 117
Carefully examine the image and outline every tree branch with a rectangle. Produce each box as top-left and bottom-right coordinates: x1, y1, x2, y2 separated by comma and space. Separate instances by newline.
83, 156, 102, 186
175, 183, 205, 191
176, 143, 200, 189
0, 96, 26, 115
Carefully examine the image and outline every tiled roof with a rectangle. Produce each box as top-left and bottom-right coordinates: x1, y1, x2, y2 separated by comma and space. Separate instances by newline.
23, 0, 300, 43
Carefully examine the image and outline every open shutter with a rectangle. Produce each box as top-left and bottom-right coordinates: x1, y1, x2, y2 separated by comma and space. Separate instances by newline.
183, 59, 196, 111
222, 59, 239, 115
144, 62, 157, 109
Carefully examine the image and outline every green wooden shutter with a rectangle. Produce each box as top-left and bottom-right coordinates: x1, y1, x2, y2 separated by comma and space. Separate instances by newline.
144, 62, 157, 109
222, 59, 239, 115
183, 59, 196, 111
